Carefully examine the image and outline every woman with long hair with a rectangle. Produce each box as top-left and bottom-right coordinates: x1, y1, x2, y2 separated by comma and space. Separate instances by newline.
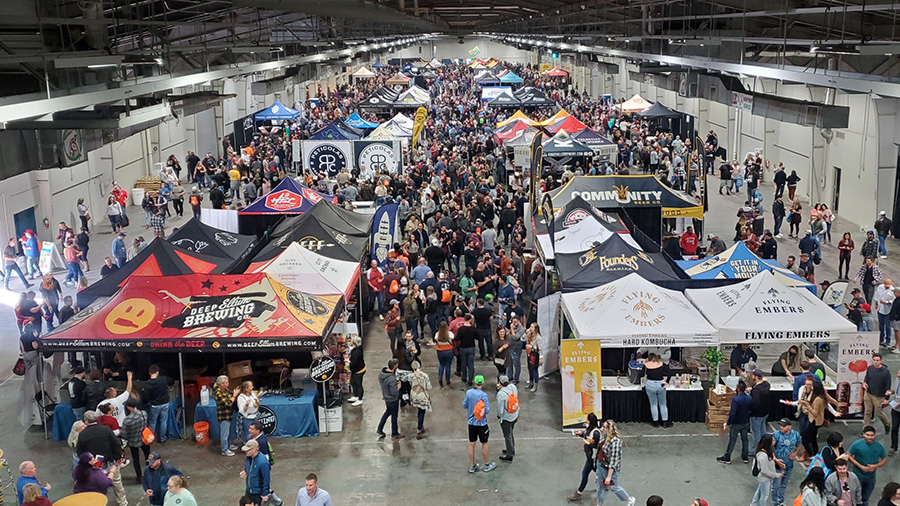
568, 413, 602, 502
595, 420, 635, 506
800, 467, 828, 506
797, 380, 840, 456
403, 284, 421, 344
750, 434, 782, 506
72, 452, 116, 495
164, 475, 197, 506
644, 353, 672, 428
459, 267, 476, 303
877, 482, 900, 506
821, 431, 849, 472
789, 200, 803, 238
492, 327, 511, 386
525, 323, 543, 392
409, 361, 432, 439
237, 380, 259, 443
838, 232, 855, 280
20, 484, 51, 506
106, 196, 122, 232
435, 320, 454, 388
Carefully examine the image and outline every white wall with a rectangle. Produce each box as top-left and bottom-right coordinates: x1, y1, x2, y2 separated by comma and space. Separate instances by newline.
387, 37, 533, 63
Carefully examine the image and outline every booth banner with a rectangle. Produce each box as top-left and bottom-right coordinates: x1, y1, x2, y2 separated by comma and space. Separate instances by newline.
481, 86, 513, 102
561, 339, 602, 428
39, 241, 65, 274
836, 332, 880, 415
353, 140, 401, 173
537, 292, 561, 377
370, 203, 399, 270
528, 131, 544, 206
291, 140, 301, 166
302, 140, 353, 176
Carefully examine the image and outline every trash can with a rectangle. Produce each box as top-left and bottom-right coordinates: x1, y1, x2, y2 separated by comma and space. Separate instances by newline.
131, 188, 145, 206
193, 421, 210, 445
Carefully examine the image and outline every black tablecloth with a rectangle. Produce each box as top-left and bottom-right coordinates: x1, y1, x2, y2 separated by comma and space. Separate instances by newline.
602, 388, 706, 423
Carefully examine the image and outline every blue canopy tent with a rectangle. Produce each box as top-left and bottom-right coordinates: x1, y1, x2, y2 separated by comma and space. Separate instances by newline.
309, 121, 361, 141
499, 71, 524, 84
372, 61, 385, 68
676, 241, 816, 293
344, 112, 379, 130
255, 100, 300, 121
238, 177, 338, 235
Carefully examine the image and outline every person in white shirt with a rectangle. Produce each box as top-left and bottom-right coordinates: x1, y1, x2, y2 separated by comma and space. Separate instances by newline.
873, 278, 895, 346
237, 380, 259, 443
96, 371, 134, 427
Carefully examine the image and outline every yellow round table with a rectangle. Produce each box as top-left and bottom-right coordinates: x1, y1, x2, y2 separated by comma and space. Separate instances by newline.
53, 492, 108, 506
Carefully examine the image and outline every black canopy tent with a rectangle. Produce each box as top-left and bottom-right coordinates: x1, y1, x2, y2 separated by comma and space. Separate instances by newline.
486, 89, 522, 108
635, 102, 693, 140
541, 131, 594, 174
359, 87, 400, 110
514, 86, 556, 108
166, 219, 257, 260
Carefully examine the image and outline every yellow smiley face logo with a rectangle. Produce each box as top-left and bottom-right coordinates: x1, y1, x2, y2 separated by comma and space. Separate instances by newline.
136, 342, 143, 348
105, 298, 156, 335
212, 342, 220, 349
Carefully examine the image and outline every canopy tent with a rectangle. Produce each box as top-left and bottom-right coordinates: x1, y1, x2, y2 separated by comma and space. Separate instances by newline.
469, 59, 486, 68
388, 112, 414, 129
412, 59, 428, 68
240, 177, 337, 215
343, 112, 379, 130
503, 128, 540, 147
547, 175, 704, 219
372, 61, 385, 68
385, 73, 411, 86
254, 100, 300, 122
166, 219, 256, 260
77, 239, 231, 308
352, 67, 376, 78
617, 94, 653, 113
542, 131, 595, 158
573, 128, 616, 151
393, 85, 431, 107
427, 58, 443, 68
685, 272, 855, 343
494, 122, 534, 143
40, 273, 342, 352
498, 70, 524, 84
546, 115, 588, 134
367, 124, 404, 140
486, 89, 522, 108
636, 101, 681, 118
485, 58, 501, 68
496, 110, 538, 128
359, 87, 400, 109
676, 241, 816, 292
474, 70, 500, 86
308, 121, 361, 141
562, 273, 718, 348
514, 87, 556, 107
250, 242, 361, 300
545, 66, 569, 77
555, 233, 687, 292
537, 108, 570, 126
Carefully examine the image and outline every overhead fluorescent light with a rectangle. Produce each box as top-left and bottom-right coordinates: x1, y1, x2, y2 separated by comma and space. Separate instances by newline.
857, 43, 900, 55
87, 63, 119, 69
811, 43, 859, 55
55, 55, 123, 69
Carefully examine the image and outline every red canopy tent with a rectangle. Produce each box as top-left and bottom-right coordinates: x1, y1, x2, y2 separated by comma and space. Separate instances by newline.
546, 115, 588, 134
545, 66, 569, 77
40, 273, 343, 352
493, 120, 532, 142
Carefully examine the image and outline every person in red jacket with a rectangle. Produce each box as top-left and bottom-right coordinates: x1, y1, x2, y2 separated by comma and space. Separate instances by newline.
680, 226, 699, 256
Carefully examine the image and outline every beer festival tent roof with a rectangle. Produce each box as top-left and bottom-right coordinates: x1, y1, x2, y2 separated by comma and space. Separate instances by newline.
546, 115, 589, 134
385, 73, 412, 86
541, 131, 595, 158
240, 177, 337, 215
617, 94, 653, 113
685, 271, 855, 343
393, 85, 431, 107
76, 239, 233, 308
366, 124, 403, 140
676, 241, 815, 292
39, 273, 343, 352
308, 121, 362, 141
561, 273, 718, 348
635, 101, 681, 118
254, 100, 300, 121
555, 233, 687, 292
545, 66, 569, 77
502, 128, 540, 147
343, 112, 379, 130
359, 87, 400, 109
498, 70, 524, 84
547, 175, 704, 219
166, 219, 256, 260
474, 70, 500, 85
249, 242, 361, 299
493, 120, 532, 142
496, 110, 538, 127
372, 61, 385, 68
486, 89, 522, 108
537, 108, 570, 126
352, 66, 376, 78
573, 128, 616, 150
427, 58, 443, 68
514, 87, 556, 107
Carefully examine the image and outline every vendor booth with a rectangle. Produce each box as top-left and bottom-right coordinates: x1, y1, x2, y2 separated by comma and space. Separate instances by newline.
545, 66, 569, 78
573, 128, 617, 163
254, 100, 300, 122
514, 87, 556, 108
559, 273, 716, 427
537, 108, 571, 128
343, 112, 379, 130
486, 89, 521, 108
352, 66, 376, 80
167, 219, 256, 260
677, 241, 815, 292
496, 109, 538, 127
617, 94, 653, 113
77, 239, 231, 307
238, 178, 337, 236
309, 121, 362, 141
474, 69, 500, 86
359, 87, 400, 110
249, 242, 361, 300
385, 73, 411, 87
498, 70, 524, 85
541, 131, 594, 174
546, 115, 588, 135
635, 101, 683, 134
393, 85, 431, 108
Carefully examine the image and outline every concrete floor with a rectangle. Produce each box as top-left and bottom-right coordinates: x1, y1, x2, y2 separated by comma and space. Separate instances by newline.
1, 179, 900, 506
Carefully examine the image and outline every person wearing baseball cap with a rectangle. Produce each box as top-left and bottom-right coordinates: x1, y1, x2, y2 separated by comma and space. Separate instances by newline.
142, 451, 183, 506
464, 375, 496, 473
875, 210, 892, 258
690, 499, 709, 506
240, 439, 271, 505
112, 231, 128, 268
771, 417, 801, 506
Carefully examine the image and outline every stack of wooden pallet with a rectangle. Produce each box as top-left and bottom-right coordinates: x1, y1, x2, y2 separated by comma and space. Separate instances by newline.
705, 385, 735, 433
134, 177, 162, 192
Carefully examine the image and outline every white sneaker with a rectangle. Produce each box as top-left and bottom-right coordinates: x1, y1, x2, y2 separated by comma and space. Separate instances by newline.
626, 497, 636, 506
882, 255, 888, 259
222, 450, 235, 456
347, 396, 359, 402
775, 234, 783, 238
379, 314, 384, 320
892, 348, 900, 354
352, 400, 364, 406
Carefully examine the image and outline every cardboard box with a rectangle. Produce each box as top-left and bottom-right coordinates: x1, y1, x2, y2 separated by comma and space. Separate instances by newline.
227, 360, 253, 378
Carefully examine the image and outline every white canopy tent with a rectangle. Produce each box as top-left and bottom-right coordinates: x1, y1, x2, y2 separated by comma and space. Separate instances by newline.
353, 67, 376, 78
561, 273, 718, 348
617, 94, 653, 113
685, 271, 855, 343
249, 242, 361, 299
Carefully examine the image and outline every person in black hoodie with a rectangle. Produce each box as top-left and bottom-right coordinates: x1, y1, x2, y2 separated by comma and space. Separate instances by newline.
376, 359, 403, 440
70, 366, 88, 421
749, 369, 771, 448
758, 231, 778, 260
84, 369, 107, 412
348, 337, 365, 407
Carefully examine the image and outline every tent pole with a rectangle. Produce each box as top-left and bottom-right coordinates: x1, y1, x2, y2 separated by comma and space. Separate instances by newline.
179, 353, 186, 440
358, 276, 365, 340
39, 357, 47, 440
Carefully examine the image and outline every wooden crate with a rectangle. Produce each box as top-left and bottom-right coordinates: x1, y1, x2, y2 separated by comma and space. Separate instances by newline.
708, 386, 735, 407
705, 413, 728, 433
706, 399, 730, 416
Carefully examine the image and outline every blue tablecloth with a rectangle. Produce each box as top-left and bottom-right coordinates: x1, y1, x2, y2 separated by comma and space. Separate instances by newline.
194, 389, 319, 439
52, 399, 184, 442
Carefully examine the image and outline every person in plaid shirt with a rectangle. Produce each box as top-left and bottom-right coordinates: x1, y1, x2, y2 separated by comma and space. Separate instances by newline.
149, 207, 166, 239
214, 375, 240, 456
595, 420, 635, 506
121, 398, 151, 479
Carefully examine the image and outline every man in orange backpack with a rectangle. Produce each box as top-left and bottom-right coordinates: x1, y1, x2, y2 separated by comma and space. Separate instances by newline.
464, 375, 496, 473
496, 374, 518, 463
